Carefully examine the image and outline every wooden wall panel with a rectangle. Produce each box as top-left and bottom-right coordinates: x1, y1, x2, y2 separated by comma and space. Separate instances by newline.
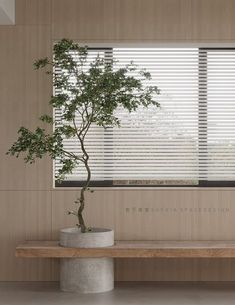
0, 25, 53, 190
15, 0, 51, 25
0, 191, 53, 281
52, 189, 235, 241
191, 0, 235, 40
52, 0, 192, 41
52, 0, 235, 41
115, 258, 235, 281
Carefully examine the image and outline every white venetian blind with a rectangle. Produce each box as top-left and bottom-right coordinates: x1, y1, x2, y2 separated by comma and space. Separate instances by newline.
205, 50, 235, 181
54, 48, 235, 186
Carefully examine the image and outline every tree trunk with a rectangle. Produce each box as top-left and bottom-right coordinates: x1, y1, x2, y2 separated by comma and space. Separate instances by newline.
77, 161, 91, 232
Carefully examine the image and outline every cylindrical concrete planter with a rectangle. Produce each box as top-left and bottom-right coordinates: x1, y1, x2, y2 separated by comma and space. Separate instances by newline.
60, 227, 114, 293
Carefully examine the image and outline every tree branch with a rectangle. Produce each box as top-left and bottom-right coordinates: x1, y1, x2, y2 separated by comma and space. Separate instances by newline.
72, 116, 92, 232
62, 149, 84, 163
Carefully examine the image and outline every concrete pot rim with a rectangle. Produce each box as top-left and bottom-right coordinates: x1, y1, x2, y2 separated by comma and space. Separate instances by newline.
60, 227, 114, 234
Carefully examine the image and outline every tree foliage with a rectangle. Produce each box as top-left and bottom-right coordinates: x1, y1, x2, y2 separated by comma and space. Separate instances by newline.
7, 39, 160, 232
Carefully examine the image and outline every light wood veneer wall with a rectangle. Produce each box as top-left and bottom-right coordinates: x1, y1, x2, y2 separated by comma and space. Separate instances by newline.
1, 0, 235, 281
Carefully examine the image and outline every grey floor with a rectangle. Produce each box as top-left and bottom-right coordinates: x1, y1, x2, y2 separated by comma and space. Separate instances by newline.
1, 282, 235, 305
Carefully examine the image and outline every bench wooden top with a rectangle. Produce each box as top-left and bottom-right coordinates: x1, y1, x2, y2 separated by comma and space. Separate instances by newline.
16, 240, 235, 258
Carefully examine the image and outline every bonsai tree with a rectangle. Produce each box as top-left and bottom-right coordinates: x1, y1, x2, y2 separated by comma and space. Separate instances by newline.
7, 39, 160, 232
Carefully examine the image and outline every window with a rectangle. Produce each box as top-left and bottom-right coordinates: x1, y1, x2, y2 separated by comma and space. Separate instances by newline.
55, 47, 235, 187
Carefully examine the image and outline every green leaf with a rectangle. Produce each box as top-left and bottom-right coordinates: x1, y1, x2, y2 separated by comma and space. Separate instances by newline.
33, 57, 50, 69
40, 114, 53, 124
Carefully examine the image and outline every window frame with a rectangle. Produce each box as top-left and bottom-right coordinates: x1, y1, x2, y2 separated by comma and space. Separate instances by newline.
55, 47, 235, 188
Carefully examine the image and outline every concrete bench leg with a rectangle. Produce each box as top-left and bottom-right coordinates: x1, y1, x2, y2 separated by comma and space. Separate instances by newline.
60, 257, 114, 293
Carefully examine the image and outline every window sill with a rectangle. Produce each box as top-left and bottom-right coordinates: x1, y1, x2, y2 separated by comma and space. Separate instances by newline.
53, 186, 235, 191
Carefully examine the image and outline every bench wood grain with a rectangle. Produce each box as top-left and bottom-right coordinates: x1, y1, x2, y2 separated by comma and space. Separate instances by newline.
15, 241, 235, 258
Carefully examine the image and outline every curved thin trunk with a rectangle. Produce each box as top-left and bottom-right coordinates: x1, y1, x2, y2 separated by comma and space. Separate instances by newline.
77, 162, 91, 232
72, 118, 92, 233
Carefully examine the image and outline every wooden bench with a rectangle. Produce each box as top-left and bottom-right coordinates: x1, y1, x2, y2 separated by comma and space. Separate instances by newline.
16, 240, 235, 258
